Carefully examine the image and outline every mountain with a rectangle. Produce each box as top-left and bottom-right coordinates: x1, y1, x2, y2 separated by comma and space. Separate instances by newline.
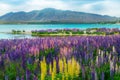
0, 8, 118, 24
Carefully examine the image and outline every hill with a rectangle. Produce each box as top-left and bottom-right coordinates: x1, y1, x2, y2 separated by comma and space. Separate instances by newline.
0, 8, 118, 24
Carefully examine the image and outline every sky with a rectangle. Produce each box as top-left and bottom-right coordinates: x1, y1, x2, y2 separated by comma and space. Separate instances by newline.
0, 0, 120, 17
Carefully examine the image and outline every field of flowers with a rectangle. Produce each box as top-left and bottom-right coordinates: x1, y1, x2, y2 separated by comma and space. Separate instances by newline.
0, 35, 120, 80
32, 28, 120, 36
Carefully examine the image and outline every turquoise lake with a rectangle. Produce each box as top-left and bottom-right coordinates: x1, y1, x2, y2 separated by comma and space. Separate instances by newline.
0, 24, 120, 39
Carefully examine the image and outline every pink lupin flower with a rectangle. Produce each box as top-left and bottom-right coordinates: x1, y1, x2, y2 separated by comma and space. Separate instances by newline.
29, 46, 39, 57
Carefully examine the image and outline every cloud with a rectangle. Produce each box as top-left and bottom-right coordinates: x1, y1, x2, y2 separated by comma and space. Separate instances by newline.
64, 0, 120, 17
0, 0, 70, 16
0, 2, 12, 16
0, 0, 120, 17
77, 0, 120, 17
0, 0, 27, 5
24, 0, 69, 11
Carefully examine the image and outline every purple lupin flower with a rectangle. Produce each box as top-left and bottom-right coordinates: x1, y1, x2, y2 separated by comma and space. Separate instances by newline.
21, 76, 24, 80
91, 71, 95, 80
5, 75, 8, 80
16, 76, 20, 80
26, 70, 31, 80
33, 76, 38, 80
81, 65, 85, 79
101, 72, 104, 80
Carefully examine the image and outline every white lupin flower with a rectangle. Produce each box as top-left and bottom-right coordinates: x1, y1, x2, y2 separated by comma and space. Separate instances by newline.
113, 46, 116, 53
110, 59, 114, 77
95, 71, 98, 80
101, 51, 104, 64
96, 56, 98, 66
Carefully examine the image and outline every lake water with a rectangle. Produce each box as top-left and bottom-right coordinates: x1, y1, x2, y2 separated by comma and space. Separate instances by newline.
0, 33, 33, 39
0, 24, 120, 39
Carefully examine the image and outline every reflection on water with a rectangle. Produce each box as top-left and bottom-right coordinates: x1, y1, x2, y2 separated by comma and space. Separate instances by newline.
0, 33, 33, 39
0, 24, 120, 39
0, 24, 120, 32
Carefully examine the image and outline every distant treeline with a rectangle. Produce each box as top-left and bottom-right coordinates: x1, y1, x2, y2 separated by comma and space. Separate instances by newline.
0, 21, 119, 24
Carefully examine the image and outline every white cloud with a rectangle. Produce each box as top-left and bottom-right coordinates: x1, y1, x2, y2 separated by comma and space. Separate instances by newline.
0, 0, 120, 17
0, 2, 12, 16
76, 0, 120, 17
24, 0, 69, 11
0, 0, 70, 16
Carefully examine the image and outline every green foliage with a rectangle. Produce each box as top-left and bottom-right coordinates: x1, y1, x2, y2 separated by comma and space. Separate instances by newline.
114, 73, 120, 80
12, 30, 25, 34
27, 62, 38, 72
5, 62, 17, 80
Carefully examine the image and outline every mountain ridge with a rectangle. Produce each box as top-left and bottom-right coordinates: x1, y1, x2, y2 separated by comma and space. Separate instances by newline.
0, 8, 118, 24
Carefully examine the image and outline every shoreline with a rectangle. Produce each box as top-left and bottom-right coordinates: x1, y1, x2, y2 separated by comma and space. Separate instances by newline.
0, 31, 32, 35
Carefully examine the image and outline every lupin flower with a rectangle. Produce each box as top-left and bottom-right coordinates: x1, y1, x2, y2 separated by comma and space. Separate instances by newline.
81, 65, 85, 79
110, 59, 114, 77
0, 31, 120, 79
51, 59, 57, 80
96, 56, 99, 66
49, 63, 52, 75
112, 46, 116, 53
91, 71, 95, 80
59, 58, 64, 73
26, 70, 31, 80
101, 72, 104, 80
115, 63, 119, 73
40, 57, 47, 80
5, 75, 8, 80
16, 76, 20, 80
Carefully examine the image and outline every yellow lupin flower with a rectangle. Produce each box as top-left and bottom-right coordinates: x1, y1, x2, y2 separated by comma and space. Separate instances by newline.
75, 62, 80, 77
62, 74, 65, 80
49, 63, 52, 75
68, 60, 72, 77
65, 72, 68, 80
59, 58, 64, 73
68, 57, 80, 78
51, 59, 57, 80
63, 57, 68, 80
40, 57, 80, 80
53, 59, 57, 74
52, 71, 55, 80
72, 57, 75, 77
40, 57, 47, 80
